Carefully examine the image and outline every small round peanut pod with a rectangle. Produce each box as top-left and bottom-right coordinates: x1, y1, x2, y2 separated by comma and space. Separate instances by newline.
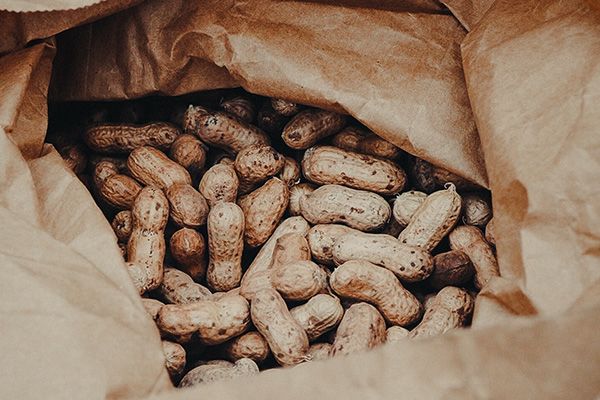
409, 286, 474, 338
288, 183, 315, 216
411, 158, 437, 193
128, 146, 192, 190
290, 294, 344, 341
199, 163, 239, 207
162, 340, 186, 378
271, 260, 328, 301
234, 145, 285, 194
429, 250, 475, 289
300, 184, 391, 232
449, 225, 499, 289
330, 260, 422, 327
307, 343, 332, 361
84, 122, 180, 154
331, 302, 386, 356
462, 192, 493, 227
221, 97, 257, 123
111, 210, 132, 243
142, 298, 164, 321
92, 160, 119, 190
386, 326, 409, 343
170, 228, 207, 282
251, 289, 309, 366
168, 134, 207, 175
159, 268, 212, 304
179, 358, 258, 388
238, 178, 289, 247
278, 156, 301, 187
392, 190, 427, 226
307, 224, 358, 265
165, 184, 209, 228
99, 174, 142, 210
485, 217, 496, 246
332, 126, 401, 159
220, 331, 270, 364
282, 109, 346, 150
271, 98, 302, 117
59, 144, 88, 174
257, 101, 288, 135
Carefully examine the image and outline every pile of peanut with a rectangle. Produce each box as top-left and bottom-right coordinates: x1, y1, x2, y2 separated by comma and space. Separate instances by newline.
52, 92, 498, 387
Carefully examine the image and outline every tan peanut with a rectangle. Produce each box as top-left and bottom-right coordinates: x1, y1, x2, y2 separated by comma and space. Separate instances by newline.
393, 190, 427, 226
59, 144, 88, 174
429, 250, 474, 289
184, 105, 270, 153
282, 109, 346, 149
330, 260, 422, 326
300, 184, 391, 231
221, 97, 257, 123
432, 165, 481, 191
88, 154, 128, 172
127, 187, 169, 292
307, 224, 358, 265
165, 184, 209, 228
331, 302, 386, 356
85, 122, 179, 154
257, 101, 288, 134
251, 289, 309, 366
240, 217, 311, 300
199, 163, 239, 207
271, 260, 328, 301
398, 185, 462, 251
386, 326, 409, 343
462, 193, 493, 227
278, 156, 301, 187
170, 228, 207, 282
159, 268, 212, 304
207, 202, 245, 291
302, 146, 406, 195
485, 217, 496, 246
125, 262, 146, 294
234, 145, 285, 194
179, 358, 258, 388
99, 174, 142, 210
409, 286, 474, 338
332, 126, 402, 159
288, 183, 315, 216
157, 294, 250, 345
271, 98, 302, 117
307, 343, 332, 361
332, 231, 433, 282
162, 341, 186, 378
220, 331, 270, 364
449, 225, 499, 289
111, 211, 132, 243
238, 178, 289, 247
128, 146, 191, 190
142, 298, 164, 321
290, 294, 344, 341
92, 160, 120, 190
168, 134, 207, 175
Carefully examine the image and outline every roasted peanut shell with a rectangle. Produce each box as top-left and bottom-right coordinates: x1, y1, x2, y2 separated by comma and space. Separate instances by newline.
142, 298, 164, 321
128, 146, 191, 190
99, 174, 142, 210
162, 341, 186, 378
159, 268, 212, 304
462, 193, 493, 227
278, 156, 302, 187
168, 134, 207, 175
290, 294, 344, 341
307, 224, 358, 265
393, 190, 427, 226
307, 343, 332, 361
429, 250, 475, 289
331, 302, 386, 356
332, 126, 401, 159
166, 184, 209, 228
85, 122, 179, 154
170, 228, 207, 282
271, 98, 302, 117
449, 225, 499, 289
199, 163, 239, 207
234, 145, 285, 194
271, 260, 328, 301
386, 326, 409, 343
282, 109, 346, 149
221, 97, 257, 123
111, 210, 132, 243
179, 358, 258, 388
288, 183, 315, 216
220, 331, 270, 364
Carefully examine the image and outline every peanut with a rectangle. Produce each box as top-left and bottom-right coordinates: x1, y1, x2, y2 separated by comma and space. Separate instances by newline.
168, 134, 207, 175
111, 210, 132, 243
257, 101, 288, 134
278, 156, 301, 187
271, 260, 328, 301
282, 110, 346, 150
331, 302, 386, 356
462, 193, 493, 227
221, 97, 256, 123
307, 224, 358, 265
409, 286, 474, 338
332, 231, 433, 282
85, 122, 179, 154
307, 343, 332, 361
411, 158, 437, 193
142, 298, 164, 321
99, 174, 142, 210
332, 126, 402, 159
300, 184, 391, 231
392, 190, 427, 226
179, 358, 258, 388
184, 106, 269, 153
271, 98, 302, 117
290, 294, 344, 341
162, 341, 186, 378
198, 163, 239, 207
128, 146, 191, 190
302, 146, 406, 195
432, 165, 481, 191
386, 326, 409, 343
207, 202, 245, 291
429, 250, 474, 289
59, 144, 88, 174
330, 260, 422, 326
234, 145, 285, 194
485, 217, 496, 246
159, 268, 212, 304
398, 185, 462, 251
165, 184, 209, 228
238, 178, 289, 247
92, 160, 119, 190
170, 228, 207, 282
288, 183, 315, 216
220, 331, 270, 364
449, 225, 499, 289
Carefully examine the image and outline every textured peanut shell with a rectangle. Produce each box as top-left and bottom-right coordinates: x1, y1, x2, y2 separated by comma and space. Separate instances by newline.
240, 217, 311, 300
220, 331, 270, 363
127, 187, 169, 292
99, 174, 142, 210
278, 156, 301, 187
184, 106, 269, 153
307, 343, 332, 361
449, 225, 499, 289
179, 358, 258, 388
92, 160, 119, 190
238, 178, 289, 247
125, 262, 146, 294
307, 224, 358, 265
257, 101, 288, 134
409, 286, 474, 338
199, 163, 239, 207
393, 190, 427, 226
412, 158, 437, 193
332, 231, 433, 282
165, 184, 209, 228
251, 289, 309, 366
332, 126, 401, 159
59, 144, 88, 174
170, 228, 207, 282
398, 185, 462, 251
462, 193, 493, 227
221, 97, 256, 123
142, 298, 164, 321
159, 268, 212, 304
271, 98, 302, 117
290, 294, 344, 341
168, 134, 207, 175
288, 183, 315, 216
432, 165, 481, 191
485, 217, 496, 246
162, 341, 186, 378
128, 146, 191, 190
331, 302, 386, 356
271, 260, 328, 301
85, 122, 179, 154
302, 146, 406, 195
429, 250, 475, 289
386, 326, 409, 343
207, 202, 245, 291
330, 260, 422, 326
157, 294, 250, 345
235, 145, 284, 194
300, 184, 391, 231
282, 109, 346, 149
111, 211, 132, 243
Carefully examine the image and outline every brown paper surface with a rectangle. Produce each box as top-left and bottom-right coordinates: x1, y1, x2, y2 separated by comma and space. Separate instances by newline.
439, 0, 495, 30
